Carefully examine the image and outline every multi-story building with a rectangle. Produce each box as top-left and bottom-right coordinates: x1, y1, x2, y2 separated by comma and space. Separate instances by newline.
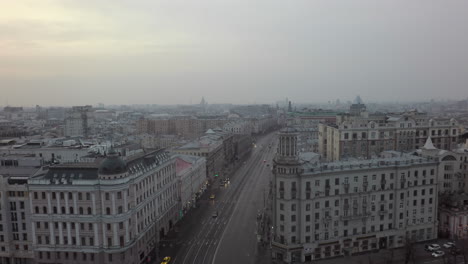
136, 116, 229, 139
223, 120, 252, 135
272, 128, 438, 263
286, 110, 338, 128
172, 133, 225, 181
138, 134, 182, 150
0, 154, 42, 264
0, 142, 105, 164
416, 137, 468, 193
438, 193, 468, 239
319, 109, 460, 161
28, 148, 179, 264
64, 106, 94, 137
175, 155, 207, 213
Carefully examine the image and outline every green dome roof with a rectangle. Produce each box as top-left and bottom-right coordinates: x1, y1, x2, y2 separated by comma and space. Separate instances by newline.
98, 149, 127, 175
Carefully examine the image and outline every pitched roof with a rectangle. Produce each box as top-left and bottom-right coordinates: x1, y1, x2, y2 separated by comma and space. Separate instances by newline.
423, 137, 437, 150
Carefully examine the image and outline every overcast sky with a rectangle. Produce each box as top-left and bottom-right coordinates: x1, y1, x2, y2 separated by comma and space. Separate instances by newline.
1, 0, 467, 106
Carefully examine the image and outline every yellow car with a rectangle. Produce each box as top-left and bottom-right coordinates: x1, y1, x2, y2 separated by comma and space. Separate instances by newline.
161, 256, 171, 263
210, 194, 215, 200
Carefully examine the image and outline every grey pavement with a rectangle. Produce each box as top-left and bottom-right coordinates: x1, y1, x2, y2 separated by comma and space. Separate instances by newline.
213, 135, 277, 264
158, 132, 278, 264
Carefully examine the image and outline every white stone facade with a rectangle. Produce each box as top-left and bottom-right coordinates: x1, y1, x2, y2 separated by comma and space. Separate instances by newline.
28, 150, 179, 264
272, 128, 439, 263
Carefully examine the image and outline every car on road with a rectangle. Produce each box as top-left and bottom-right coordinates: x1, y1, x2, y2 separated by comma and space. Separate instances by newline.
212, 211, 218, 218
432, 251, 445, 258
443, 242, 455, 248
161, 256, 171, 264
263, 160, 266, 163
210, 194, 215, 200
426, 244, 441, 251
451, 248, 461, 255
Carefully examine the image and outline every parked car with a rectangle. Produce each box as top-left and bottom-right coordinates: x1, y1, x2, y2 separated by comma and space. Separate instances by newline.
427, 244, 441, 251
443, 242, 455, 248
212, 211, 218, 218
432, 251, 445, 258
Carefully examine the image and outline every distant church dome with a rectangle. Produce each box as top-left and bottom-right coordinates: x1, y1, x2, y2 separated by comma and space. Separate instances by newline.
98, 149, 127, 175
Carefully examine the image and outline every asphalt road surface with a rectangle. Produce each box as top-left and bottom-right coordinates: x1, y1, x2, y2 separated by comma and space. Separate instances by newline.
163, 132, 277, 264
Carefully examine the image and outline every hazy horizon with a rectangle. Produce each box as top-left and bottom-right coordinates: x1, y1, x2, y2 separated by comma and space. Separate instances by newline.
1, 0, 468, 106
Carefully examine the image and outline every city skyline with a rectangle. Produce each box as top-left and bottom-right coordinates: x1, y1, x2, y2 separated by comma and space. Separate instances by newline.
1, 0, 468, 106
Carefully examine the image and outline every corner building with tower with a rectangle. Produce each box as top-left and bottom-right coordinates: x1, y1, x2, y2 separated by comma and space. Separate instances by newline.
28, 149, 178, 264
272, 128, 438, 263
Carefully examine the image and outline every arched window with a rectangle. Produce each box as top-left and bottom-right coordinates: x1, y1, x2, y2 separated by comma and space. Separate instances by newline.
106, 207, 111, 215
69, 207, 74, 214
43, 206, 47, 214
87, 207, 92, 215
61, 207, 66, 214
35, 206, 39, 214
442, 155, 456, 161
79, 207, 84, 214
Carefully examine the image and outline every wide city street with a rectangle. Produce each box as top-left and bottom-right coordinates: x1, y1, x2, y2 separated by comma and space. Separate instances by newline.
158, 131, 277, 264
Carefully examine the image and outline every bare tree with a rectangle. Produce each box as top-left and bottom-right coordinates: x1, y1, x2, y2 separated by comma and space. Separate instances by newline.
404, 236, 416, 264
459, 238, 468, 264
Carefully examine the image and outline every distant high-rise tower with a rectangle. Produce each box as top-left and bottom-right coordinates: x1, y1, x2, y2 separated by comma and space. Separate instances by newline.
200, 97, 207, 112
350, 95, 366, 116
288, 101, 292, 112
64, 105, 93, 137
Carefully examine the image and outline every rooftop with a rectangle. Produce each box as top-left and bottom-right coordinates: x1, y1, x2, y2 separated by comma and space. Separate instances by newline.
30, 148, 170, 185
302, 152, 435, 175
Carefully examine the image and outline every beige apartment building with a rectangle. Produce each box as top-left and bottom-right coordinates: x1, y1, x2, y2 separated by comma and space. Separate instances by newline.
28, 149, 179, 264
136, 116, 229, 139
319, 110, 460, 162
272, 128, 438, 263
